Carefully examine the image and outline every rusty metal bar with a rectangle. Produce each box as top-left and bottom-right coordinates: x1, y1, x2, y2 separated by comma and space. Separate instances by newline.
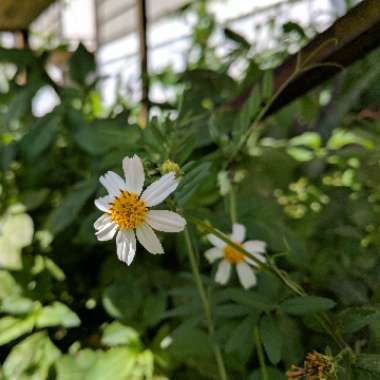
136, 0, 149, 128
229, 0, 380, 116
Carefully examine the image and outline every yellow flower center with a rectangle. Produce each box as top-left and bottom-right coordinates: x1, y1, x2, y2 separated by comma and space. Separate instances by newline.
223, 245, 245, 264
110, 191, 148, 229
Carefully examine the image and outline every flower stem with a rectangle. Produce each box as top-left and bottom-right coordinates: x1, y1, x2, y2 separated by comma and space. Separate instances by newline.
183, 227, 229, 380
229, 186, 238, 225
254, 326, 269, 380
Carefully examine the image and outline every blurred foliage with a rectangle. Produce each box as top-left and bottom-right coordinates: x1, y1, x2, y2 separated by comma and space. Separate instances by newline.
1, 1, 380, 379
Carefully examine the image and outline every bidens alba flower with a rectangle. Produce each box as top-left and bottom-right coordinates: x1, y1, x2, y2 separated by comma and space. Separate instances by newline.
94, 155, 186, 265
205, 223, 266, 289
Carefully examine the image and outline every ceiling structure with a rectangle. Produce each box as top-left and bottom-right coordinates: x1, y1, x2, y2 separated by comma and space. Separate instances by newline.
0, 0, 54, 31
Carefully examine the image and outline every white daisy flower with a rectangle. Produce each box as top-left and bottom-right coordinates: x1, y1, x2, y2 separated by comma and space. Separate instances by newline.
94, 155, 186, 265
205, 223, 266, 289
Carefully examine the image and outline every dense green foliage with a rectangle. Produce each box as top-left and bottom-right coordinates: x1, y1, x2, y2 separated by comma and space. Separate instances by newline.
1, 4, 380, 379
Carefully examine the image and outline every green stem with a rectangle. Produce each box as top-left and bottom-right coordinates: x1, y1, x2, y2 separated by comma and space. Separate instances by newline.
254, 326, 268, 380
229, 186, 238, 225
183, 227, 229, 380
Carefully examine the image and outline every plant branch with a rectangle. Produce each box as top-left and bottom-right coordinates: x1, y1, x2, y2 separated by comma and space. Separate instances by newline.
183, 227, 229, 380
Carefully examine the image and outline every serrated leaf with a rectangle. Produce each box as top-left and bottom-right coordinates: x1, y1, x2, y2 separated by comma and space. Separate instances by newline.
280, 296, 336, 315
259, 314, 282, 365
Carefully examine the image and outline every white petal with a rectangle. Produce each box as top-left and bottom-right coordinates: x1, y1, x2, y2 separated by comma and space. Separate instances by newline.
207, 233, 225, 249
204, 247, 223, 263
95, 222, 117, 241
123, 155, 145, 195
99, 171, 126, 197
116, 230, 136, 265
94, 214, 112, 230
215, 260, 231, 285
145, 210, 186, 233
141, 172, 178, 207
136, 223, 164, 254
231, 223, 246, 243
94, 195, 113, 212
236, 262, 257, 289
243, 240, 267, 254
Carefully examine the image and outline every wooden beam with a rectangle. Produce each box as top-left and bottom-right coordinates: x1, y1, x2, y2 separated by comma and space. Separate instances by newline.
0, 0, 54, 31
136, 0, 150, 128
229, 0, 380, 116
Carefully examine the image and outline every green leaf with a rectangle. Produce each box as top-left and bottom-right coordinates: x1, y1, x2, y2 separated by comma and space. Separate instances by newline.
55, 348, 149, 380
1, 213, 34, 248
0, 316, 35, 346
0, 297, 35, 315
0, 47, 38, 66
46, 178, 96, 235
0, 236, 22, 269
142, 292, 167, 327
168, 327, 213, 358
0, 271, 21, 300
44, 257, 66, 281
327, 129, 374, 150
280, 296, 336, 315
3, 332, 60, 380
289, 132, 321, 150
248, 367, 287, 380
259, 314, 282, 365
69, 43, 96, 85
56, 349, 97, 380
225, 316, 255, 361
337, 306, 380, 334
286, 147, 314, 162
102, 321, 141, 347
356, 354, 380, 374
73, 119, 140, 155
175, 161, 212, 207
278, 315, 304, 367
234, 86, 261, 138
282, 21, 307, 39
223, 28, 250, 49
224, 288, 275, 311
19, 189, 49, 211
36, 302, 81, 328
20, 111, 61, 160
